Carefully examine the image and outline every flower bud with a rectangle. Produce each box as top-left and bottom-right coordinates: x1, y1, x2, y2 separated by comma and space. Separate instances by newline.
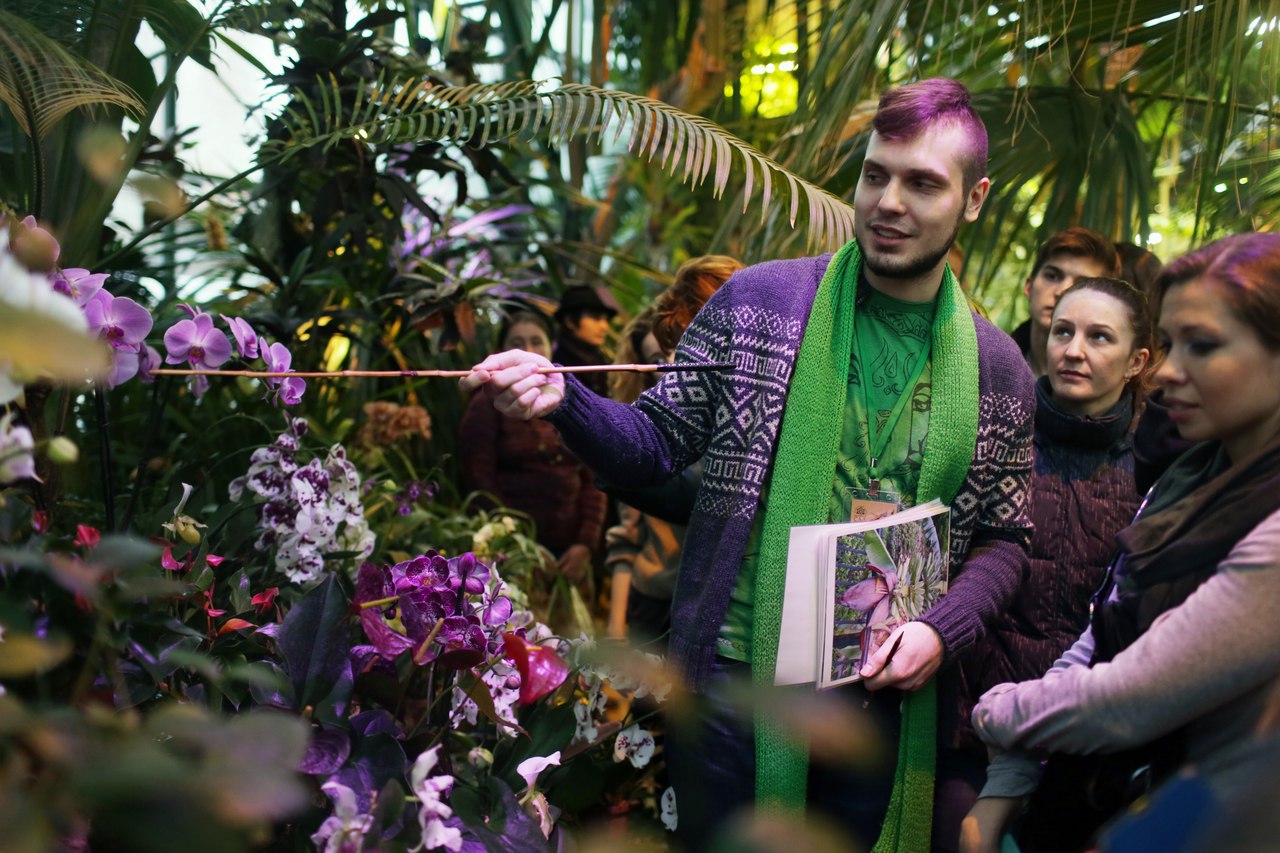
46, 436, 79, 464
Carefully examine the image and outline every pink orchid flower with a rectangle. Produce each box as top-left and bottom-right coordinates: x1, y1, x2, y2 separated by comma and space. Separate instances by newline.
263, 341, 305, 405
223, 316, 260, 360
84, 290, 153, 350
164, 312, 232, 368
51, 268, 109, 306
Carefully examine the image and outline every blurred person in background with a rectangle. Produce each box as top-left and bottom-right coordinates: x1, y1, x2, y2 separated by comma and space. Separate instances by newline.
459, 307, 606, 586
1013, 227, 1121, 377
553, 285, 617, 397
604, 255, 743, 647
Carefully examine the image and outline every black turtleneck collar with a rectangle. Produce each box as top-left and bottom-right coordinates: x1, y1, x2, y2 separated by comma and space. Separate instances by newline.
1034, 375, 1134, 451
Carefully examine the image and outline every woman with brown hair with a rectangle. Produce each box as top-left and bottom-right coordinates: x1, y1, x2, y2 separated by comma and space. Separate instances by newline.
459, 308, 606, 583
938, 276, 1155, 849
962, 233, 1280, 852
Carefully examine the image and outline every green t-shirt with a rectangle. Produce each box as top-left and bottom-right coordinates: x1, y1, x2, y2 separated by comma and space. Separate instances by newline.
716, 286, 934, 662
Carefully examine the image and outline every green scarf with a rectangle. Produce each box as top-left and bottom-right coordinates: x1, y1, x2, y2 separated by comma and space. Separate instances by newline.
751, 239, 980, 851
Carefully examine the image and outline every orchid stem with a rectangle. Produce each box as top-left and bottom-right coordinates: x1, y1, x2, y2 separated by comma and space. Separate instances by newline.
92, 385, 116, 532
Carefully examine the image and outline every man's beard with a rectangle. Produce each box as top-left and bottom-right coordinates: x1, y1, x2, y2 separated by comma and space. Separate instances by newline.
861, 217, 962, 282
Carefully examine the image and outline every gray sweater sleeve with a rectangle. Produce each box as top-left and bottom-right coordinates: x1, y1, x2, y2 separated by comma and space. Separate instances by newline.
977, 626, 1099, 797
973, 506, 1280, 766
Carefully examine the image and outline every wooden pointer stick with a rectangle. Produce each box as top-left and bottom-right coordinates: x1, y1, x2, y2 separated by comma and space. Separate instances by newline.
148, 362, 736, 380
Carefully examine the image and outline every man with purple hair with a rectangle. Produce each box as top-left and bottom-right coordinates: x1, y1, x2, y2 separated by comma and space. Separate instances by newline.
463, 78, 1034, 851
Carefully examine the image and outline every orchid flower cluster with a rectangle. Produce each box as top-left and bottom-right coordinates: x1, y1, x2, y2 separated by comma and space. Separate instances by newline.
353, 550, 516, 671
162, 306, 306, 405
3, 214, 306, 404
229, 417, 375, 583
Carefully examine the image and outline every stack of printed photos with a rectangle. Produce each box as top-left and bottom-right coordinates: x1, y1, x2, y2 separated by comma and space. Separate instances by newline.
775, 500, 950, 688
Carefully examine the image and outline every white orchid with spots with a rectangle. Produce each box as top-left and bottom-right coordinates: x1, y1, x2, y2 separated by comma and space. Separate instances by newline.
612, 725, 655, 768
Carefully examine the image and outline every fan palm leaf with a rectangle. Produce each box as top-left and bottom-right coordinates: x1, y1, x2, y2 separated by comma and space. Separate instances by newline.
265, 76, 857, 247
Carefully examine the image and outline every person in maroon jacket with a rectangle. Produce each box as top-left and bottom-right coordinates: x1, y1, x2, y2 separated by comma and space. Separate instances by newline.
941, 276, 1156, 847
459, 308, 606, 583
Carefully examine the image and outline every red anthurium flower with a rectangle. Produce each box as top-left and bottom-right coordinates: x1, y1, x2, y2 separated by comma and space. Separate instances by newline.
32, 510, 49, 533
161, 543, 187, 572
251, 587, 279, 617
503, 632, 570, 705
73, 524, 100, 549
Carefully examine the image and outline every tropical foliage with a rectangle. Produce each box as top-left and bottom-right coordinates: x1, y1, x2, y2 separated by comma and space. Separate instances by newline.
0, 0, 1275, 849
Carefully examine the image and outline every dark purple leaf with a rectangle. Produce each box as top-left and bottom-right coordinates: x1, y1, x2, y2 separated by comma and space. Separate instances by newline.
299, 727, 351, 775
334, 732, 407, 813
276, 575, 352, 710
351, 709, 402, 739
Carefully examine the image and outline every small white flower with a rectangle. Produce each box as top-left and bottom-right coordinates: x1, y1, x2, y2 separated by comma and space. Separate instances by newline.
411, 745, 462, 852
612, 725, 655, 768
310, 780, 374, 853
660, 786, 678, 831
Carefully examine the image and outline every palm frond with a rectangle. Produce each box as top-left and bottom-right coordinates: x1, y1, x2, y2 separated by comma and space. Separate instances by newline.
0, 10, 143, 140
266, 76, 856, 247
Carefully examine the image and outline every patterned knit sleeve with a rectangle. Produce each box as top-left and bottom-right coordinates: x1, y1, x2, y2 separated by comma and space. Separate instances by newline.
918, 341, 1036, 658
549, 286, 735, 487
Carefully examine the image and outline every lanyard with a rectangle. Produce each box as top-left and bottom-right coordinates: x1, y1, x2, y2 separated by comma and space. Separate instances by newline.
856, 333, 931, 486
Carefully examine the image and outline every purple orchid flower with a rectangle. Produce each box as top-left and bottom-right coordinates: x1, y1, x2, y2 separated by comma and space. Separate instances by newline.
164, 311, 232, 368
355, 562, 416, 660
481, 581, 513, 627
51, 268, 109, 306
138, 344, 161, 383
83, 290, 153, 350
446, 551, 490, 595
263, 341, 306, 406
354, 551, 505, 670
105, 346, 141, 388
840, 565, 899, 669
223, 316, 260, 360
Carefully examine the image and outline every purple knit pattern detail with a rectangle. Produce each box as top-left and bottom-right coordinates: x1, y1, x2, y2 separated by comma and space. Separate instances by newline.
549, 255, 1035, 689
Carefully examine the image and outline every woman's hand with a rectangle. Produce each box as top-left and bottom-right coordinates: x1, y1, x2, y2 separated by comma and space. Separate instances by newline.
959, 796, 1022, 853
557, 543, 592, 582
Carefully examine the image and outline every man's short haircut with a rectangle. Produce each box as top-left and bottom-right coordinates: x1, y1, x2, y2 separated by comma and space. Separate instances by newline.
872, 77, 989, 190
1029, 227, 1121, 279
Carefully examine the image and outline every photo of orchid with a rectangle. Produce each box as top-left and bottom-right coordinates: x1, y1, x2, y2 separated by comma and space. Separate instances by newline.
824, 510, 950, 687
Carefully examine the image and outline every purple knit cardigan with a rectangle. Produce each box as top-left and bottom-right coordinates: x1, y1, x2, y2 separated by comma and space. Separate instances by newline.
549, 254, 1036, 691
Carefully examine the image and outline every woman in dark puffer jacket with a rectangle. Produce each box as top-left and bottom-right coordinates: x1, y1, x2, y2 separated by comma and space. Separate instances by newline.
935, 277, 1155, 847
